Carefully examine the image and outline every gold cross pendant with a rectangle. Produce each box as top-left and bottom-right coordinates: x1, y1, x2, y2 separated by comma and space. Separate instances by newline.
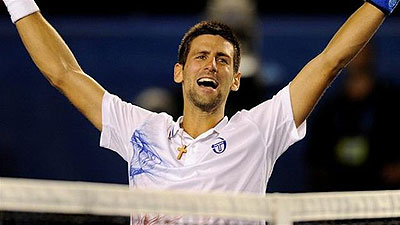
177, 145, 187, 160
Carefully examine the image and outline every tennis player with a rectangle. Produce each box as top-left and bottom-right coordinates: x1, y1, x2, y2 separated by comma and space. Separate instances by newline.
2, 0, 398, 224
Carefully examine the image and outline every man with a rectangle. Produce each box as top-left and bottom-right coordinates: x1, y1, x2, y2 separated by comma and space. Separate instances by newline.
2, 0, 398, 223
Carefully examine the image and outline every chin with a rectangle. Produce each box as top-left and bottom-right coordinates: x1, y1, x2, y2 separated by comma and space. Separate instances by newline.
188, 88, 226, 112
193, 97, 221, 113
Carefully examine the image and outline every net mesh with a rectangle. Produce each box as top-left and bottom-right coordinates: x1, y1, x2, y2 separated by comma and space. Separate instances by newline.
1, 177, 400, 225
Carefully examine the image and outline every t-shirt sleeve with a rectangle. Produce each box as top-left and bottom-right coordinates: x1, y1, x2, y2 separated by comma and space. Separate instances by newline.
247, 84, 306, 161
100, 91, 154, 161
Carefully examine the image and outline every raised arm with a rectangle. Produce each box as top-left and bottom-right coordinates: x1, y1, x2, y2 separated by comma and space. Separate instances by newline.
4, 1, 105, 130
289, 1, 396, 127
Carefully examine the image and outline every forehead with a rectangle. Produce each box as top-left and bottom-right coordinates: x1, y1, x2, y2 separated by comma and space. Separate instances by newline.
189, 34, 234, 57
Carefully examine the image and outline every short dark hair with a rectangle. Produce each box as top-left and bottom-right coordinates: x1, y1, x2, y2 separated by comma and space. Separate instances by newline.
178, 21, 241, 73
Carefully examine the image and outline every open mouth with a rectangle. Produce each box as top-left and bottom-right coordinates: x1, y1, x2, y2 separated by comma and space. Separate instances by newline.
197, 78, 219, 89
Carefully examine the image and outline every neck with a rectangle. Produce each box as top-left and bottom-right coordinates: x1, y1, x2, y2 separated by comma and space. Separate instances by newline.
181, 103, 225, 139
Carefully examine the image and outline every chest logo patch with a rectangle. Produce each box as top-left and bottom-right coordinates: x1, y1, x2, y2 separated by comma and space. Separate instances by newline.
212, 137, 227, 154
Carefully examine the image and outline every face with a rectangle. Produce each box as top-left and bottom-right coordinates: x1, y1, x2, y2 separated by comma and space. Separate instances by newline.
174, 34, 241, 113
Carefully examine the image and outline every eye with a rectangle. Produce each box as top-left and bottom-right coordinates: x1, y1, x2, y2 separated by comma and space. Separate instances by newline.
217, 58, 228, 64
196, 55, 206, 60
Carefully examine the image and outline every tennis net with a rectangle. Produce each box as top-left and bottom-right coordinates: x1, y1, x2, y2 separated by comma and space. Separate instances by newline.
1, 177, 400, 224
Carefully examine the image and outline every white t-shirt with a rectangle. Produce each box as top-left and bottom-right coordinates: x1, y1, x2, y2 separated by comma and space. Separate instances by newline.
100, 84, 306, 224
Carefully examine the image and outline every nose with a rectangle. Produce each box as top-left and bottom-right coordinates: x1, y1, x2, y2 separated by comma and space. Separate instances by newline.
205, 57, 217, 73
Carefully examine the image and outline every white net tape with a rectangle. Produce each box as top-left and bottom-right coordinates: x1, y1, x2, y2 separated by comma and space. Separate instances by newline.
1, 177, 400, 224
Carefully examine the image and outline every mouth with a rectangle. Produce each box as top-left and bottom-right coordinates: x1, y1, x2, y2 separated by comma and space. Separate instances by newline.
196, 77, 219, 90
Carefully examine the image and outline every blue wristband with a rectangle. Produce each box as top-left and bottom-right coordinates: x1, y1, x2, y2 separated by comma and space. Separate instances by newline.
367, 0, 399, 15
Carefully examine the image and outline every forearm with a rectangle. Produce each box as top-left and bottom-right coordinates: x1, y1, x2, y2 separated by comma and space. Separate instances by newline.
289, 2, 387, 127
322, 2, 385, 73
16, 12, 83, 87
8, 8, 104, 131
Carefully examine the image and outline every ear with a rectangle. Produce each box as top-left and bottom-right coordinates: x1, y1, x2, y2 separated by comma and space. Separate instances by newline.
230, 72, 242, 91
174, 63, 184, 83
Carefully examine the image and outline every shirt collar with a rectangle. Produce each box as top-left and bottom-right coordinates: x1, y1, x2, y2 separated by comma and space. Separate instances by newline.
169, 116, 228, 138
169, 116, 184, 138
214, 116, 228, 133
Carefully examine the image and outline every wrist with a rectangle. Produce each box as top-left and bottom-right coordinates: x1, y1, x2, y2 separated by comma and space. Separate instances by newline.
366, 0, 399, 15
3, 0, 39, 23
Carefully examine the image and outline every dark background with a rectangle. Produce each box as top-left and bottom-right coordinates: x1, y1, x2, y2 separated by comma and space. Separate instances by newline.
0, 0, 370, 16
57, 1, 361, 15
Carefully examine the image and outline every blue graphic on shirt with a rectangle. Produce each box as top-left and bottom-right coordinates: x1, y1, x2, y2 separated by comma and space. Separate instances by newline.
212, 137, 227, 154
129, 130, 163, 181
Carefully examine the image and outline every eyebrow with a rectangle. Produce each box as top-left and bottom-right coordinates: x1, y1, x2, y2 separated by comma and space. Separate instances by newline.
197, 50, 232, 59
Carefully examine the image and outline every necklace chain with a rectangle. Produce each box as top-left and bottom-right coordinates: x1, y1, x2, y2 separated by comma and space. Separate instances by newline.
179, 128, 186, 147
